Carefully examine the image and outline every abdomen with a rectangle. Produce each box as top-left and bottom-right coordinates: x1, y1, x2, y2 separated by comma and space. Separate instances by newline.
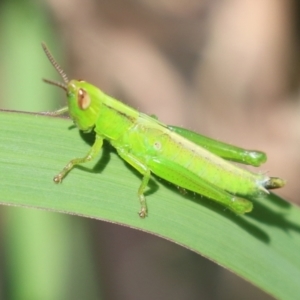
127, 124, 267, 196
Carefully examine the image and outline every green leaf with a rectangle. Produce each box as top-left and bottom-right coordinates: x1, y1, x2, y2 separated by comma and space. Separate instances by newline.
1, 110, 300, 300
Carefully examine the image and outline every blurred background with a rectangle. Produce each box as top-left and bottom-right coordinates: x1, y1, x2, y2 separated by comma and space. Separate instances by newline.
1, 0, 300, 299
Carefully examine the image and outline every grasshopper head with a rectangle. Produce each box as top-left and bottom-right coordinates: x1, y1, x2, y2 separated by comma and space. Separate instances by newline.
65, 80, 101, 131
42, 43, 100, 131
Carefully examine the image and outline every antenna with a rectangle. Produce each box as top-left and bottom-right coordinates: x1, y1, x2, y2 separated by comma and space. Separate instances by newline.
42, 78, 68, 92
41, 42, 69, 90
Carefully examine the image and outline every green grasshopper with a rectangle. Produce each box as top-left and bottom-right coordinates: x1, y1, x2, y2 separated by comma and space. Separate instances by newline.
42, 43, 285, 218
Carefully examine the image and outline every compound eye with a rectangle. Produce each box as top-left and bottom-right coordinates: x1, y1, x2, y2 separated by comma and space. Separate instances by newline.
78, 88, 91, 110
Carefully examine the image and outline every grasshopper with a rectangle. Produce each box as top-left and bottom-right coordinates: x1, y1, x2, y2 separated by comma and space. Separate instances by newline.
42, 43, 285, 218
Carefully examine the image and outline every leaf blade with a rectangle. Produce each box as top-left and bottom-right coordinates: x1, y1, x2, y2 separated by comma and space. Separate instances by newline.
1, 110, 300, 300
